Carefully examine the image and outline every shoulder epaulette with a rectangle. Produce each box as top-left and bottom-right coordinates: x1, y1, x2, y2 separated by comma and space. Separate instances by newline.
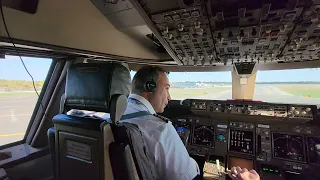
153, 114, 171, 123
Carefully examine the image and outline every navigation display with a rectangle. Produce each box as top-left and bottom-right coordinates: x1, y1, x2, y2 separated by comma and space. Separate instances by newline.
193, 125, 215, 147
307, 137, 320, 165
273, 133, 305, 162
229, 129, 254, 154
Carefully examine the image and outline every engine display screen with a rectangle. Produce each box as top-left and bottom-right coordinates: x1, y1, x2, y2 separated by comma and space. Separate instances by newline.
193, 125, 215, 147
273, 133, 305, 162
307, 137, 320, 165
229, 129, 254, 154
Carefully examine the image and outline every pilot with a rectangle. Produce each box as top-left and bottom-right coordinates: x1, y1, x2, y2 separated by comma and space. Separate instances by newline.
228, 166, 260, 180
120, 65, 200, 180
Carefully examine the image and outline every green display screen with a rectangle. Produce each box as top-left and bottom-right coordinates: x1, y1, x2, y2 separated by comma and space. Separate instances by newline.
261, 164, 280, 174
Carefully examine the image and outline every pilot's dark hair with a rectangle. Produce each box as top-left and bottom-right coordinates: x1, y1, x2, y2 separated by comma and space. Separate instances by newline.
132, 65, 167, 94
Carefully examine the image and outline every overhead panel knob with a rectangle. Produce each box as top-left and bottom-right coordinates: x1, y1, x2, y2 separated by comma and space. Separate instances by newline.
195, 21, 201, 29
196, 28, 204, 35
178, 24, 184, 31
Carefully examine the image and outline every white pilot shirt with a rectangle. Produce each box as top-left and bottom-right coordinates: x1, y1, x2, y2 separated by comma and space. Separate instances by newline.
121, 94, 200, 180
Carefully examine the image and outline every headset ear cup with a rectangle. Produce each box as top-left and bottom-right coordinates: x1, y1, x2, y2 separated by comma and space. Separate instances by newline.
145, 80, 156, 92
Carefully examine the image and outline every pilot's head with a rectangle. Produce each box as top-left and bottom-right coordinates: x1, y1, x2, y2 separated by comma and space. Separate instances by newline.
132, 65, 171, 113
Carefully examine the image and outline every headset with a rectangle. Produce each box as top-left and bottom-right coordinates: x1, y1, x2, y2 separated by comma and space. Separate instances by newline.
145, 78, 157, 92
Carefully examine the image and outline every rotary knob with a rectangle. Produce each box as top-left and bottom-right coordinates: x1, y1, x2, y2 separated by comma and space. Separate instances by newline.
301, 111, 307, 115
195, 21, 201, 29
290, 107, 295, 111
178, 24, 184, 31
196, 28, 203, 35
295, 111, 300, 115
306, 108, 311, 112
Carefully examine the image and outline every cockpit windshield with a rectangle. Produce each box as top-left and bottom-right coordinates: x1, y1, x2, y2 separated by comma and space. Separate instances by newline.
131, 68, 320, 107
254, 68, 320, 106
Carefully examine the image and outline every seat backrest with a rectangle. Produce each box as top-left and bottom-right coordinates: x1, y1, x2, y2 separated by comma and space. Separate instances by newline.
48, 62, 137, 180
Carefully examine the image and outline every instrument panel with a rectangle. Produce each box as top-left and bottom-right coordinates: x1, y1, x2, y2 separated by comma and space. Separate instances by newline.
168, 99, 320, 179
187, 99, 316, 120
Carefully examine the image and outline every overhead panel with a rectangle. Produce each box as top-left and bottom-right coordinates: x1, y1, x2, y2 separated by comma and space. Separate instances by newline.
131, 0, 320, 66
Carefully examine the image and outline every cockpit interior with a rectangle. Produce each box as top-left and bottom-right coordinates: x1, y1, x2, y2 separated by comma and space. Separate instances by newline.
1, 0, 320, 179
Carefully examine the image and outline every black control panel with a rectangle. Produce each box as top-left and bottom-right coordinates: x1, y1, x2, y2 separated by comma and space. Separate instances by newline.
167, 99, 320, 180
229, 129, 254, 154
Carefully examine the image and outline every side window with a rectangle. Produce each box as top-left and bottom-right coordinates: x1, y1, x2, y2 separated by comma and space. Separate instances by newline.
0, 55, 52, 146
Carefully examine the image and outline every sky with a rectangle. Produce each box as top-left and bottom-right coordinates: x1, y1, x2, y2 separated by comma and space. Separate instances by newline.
1, 55, 320, 82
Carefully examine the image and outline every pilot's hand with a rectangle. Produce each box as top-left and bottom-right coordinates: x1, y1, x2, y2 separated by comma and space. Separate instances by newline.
228, 166, 260, 180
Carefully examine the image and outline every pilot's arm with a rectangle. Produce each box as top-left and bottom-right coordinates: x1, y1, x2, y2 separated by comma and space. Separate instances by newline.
155, 122, 200, 180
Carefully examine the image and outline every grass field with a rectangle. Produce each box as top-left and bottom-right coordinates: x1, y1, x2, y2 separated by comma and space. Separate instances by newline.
0, 92, 38, 97
170, 87, 230, 99
273, 84, 320, 98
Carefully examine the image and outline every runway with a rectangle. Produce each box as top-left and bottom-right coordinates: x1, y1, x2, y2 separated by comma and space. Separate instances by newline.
196, 85, 320, 105
0, 85, 319, 146
0, 96, 37, 146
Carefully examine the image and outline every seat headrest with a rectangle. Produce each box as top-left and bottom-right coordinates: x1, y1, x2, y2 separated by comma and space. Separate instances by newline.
65, 62, 131, 113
